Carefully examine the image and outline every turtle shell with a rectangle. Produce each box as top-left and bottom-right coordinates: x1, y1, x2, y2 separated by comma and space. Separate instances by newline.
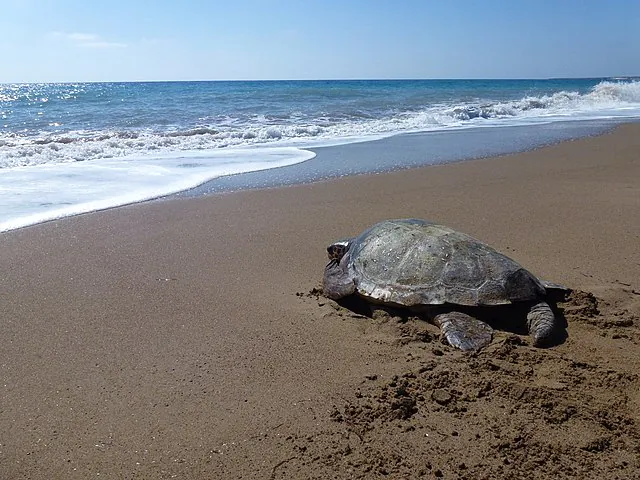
348, 219, 546, 307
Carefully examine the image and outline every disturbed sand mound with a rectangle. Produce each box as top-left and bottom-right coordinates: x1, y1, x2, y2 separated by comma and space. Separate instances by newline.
283, 288, 640, 479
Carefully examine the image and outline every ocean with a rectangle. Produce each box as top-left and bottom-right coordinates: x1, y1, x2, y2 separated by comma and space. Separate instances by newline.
1, 78, 640, 232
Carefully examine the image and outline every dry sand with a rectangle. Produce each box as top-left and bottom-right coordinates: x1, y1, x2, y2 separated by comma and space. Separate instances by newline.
1, 124, 639, 479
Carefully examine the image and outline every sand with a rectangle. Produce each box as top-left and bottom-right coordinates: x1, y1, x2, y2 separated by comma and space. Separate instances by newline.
1, 124, 639, 479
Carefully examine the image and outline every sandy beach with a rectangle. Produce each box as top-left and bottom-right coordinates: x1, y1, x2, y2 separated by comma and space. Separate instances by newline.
1, 124, 639, 479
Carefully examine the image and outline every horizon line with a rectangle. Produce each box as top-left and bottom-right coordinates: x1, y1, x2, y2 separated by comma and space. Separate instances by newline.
2, 75, 639, 85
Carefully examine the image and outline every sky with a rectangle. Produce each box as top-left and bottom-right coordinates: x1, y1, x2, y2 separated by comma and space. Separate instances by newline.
1, 0, 639, 82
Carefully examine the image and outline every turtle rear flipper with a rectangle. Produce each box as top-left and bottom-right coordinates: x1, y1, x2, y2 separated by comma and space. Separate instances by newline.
527, 301, 557, 347
434, 312, 493, 351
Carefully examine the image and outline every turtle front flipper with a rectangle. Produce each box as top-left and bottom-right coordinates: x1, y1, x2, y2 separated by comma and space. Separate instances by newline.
323, 257, 356, 300
434, 312, 493, 351
527, 301, 556, 347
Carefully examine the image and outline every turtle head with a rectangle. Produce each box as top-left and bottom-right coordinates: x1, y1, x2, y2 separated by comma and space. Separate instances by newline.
327, 239, 352, 262
323, 238, 356, 300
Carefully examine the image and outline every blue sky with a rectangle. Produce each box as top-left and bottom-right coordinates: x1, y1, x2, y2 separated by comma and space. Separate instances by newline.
2, 0, 638, 82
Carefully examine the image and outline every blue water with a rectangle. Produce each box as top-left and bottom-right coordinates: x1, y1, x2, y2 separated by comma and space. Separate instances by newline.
2, 78, 640, 231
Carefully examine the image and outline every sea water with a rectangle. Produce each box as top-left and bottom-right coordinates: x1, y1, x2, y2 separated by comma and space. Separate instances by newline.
2, 79, 640, 232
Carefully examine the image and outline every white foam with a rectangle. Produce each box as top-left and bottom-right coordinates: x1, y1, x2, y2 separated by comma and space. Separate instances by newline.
0, 147, 315, 232
3, 81, 640, 169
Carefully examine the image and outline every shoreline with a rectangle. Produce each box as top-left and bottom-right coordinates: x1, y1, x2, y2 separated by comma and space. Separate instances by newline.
180, 118, 626, 197
1, 118, 632, 235
1, 124, 639, 479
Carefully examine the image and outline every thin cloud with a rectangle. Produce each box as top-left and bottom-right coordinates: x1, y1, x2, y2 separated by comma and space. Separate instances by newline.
66, 33, 101, 42
79, 41, 127, 49
51, 31, 127, 48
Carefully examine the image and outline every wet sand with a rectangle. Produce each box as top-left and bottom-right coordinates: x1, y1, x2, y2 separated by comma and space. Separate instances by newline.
1, 124, 639, 479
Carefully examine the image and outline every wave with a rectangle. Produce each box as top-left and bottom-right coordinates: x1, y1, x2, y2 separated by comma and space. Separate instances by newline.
2, 80, 639, 169
0, 147, 316, 233
445, 81, 640, 120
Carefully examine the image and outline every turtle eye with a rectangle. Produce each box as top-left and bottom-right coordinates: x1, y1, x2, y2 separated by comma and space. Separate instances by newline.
328, 243, 349, 260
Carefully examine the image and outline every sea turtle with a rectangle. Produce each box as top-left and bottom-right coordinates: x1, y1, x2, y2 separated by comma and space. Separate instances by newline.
322, 219, 568, 351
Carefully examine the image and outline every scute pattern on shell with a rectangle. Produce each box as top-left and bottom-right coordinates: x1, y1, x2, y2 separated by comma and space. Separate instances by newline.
349, 219, 545, 307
